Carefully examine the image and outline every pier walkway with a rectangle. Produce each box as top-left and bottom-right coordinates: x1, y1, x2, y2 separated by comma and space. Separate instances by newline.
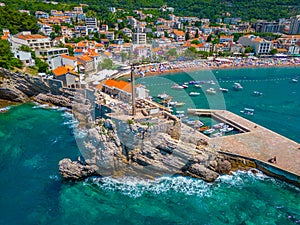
188, 109, 300, 182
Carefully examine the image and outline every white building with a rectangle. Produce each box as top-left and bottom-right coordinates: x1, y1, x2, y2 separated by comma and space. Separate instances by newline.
35, 47, 69, 66
132, 33, 147, 45
289, 15, 300, 35
39, 23, 53, 36
238, 35, 271, 55
10, 31, 51, 51
86, 17, 97, 28
49, 54, 77, 71
13, 50, 35, 67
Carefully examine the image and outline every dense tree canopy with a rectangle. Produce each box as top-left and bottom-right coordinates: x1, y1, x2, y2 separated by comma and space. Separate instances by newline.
0, 6, 39, 35
0, 40, 22, 69
58, 0, 300, 21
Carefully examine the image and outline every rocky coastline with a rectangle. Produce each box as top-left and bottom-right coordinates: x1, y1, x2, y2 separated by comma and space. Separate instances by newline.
0, 68, 257, 183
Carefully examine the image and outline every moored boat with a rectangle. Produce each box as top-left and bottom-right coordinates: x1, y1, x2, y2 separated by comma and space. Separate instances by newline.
175, 102, 185, 107
240, 108, 254, 116
182, 84, 188, 88
206, 88, 216, 94
292, 78, 298, 83
213, 122, 224, 129
253, 91, 263, 96
233, 82, 243, 90
212, 132, 223, 137
157, 92, 169, 99
189, 92, 200, 96
171, 84, 184, 89
199, 126, 210, 131
219, 87, 229, 92
203, 128, 215, 134
220, 126, 234, 133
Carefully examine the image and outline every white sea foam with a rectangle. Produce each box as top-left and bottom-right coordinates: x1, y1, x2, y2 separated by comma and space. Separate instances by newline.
0, 106, 11, 112
32, 103, 49, 109
85, 176, 213, 198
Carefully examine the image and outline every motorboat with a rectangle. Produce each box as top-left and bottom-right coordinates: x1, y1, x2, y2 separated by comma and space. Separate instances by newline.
195, 84, 202, 88
292, 78, 298, 83
175, 113, 185, 118
157, 93, 169, 99
206, 88, 216, 94
240, 108, 254, 116
203, 128, 215, 134
199, 126, 210, 131
233, 82, 243, 90
182, 84, 188, 88
213, 123, 224, 129
219, 88, 229, 92
189, 92, 200, 96
175, 102, 185, 107
212, 132, 223, 137
195, 120, 204, 128
209, 80, 216, 85
220, 126, 234, 133
253, 91, 263, 96
176, 110, 185, 114
171, 84, 184, 89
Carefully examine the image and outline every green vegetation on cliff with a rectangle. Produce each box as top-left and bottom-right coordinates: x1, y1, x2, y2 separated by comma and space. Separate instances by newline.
0, 40, 22, 69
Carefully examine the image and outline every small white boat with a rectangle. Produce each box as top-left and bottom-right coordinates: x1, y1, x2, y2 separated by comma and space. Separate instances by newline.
212, 132, 223, 137
206, 88, 216, 94
187, 120, 196, 125
253, 91, 263, 96
240, 108, 254, 116
175, 102, 185, 107
189, 92, 200, 96
171, 84, 184, 89
176, 110, 185, 114
233, 82, 243, 90
219, 88, 229, 92
292, 78, 298, 83
157, 93, 169, 99
195, 84, 202, 88
182, 84, 188, 88
209, 80, 216, 85
213, 123, 224, 129
220, 127, 234, 133
203, 128, 215, 134
175, 113, 185, 118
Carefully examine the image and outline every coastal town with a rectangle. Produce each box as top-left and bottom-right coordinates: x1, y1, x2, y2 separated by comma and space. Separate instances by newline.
0, 1, 300, 224
0, 2, 300, 89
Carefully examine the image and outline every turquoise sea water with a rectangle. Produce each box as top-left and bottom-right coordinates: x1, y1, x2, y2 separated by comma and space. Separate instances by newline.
0, 67, 299, 224
137, 66, 300, 142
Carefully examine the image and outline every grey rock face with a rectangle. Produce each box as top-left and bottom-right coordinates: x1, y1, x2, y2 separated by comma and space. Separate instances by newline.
58, 158, 98, 181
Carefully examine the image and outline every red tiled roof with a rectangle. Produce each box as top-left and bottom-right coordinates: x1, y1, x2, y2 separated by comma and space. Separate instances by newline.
53, 66, 78, 77
103, 80, 132, 93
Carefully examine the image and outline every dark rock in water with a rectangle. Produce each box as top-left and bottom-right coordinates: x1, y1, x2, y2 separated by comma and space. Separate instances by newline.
58, 158, 98, 181
217, 160, 232, 174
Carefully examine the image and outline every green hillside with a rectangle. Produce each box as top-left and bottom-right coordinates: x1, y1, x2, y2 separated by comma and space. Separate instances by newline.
1, 0, 300, 21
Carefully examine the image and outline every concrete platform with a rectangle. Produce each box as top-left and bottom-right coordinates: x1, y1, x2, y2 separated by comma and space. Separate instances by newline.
188, 109, 300, 181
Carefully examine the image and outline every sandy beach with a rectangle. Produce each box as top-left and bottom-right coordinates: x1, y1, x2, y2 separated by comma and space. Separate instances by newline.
117, 57, 300, 79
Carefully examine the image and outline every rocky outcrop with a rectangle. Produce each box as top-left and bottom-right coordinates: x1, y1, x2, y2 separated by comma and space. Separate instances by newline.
34, 93, 72, 108
0, 68, 74, 108
58, 158, 98, 181
59, 117, 234, 182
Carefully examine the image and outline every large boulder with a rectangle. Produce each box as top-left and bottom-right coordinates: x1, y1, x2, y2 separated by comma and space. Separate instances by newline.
187, 164, 219, 182
58, 158, 98, 181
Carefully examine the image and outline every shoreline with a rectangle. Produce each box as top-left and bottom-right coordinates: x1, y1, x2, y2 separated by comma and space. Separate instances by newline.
117, 62, 300, 79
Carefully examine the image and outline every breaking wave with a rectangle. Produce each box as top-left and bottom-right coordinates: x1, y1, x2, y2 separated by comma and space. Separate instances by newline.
83, 170, 300, 199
